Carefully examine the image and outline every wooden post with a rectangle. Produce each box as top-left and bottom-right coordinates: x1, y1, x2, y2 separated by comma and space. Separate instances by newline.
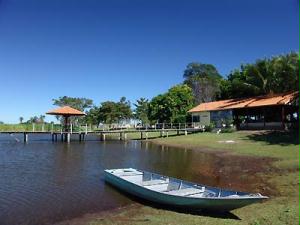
52, 134, 54, 142
166, 131, 169, 137
281, 106, 285, 130
70, 123, 73, 134
160, 131, 163, 137
61, 133, 64, 141
85, 124, 88, 134
263, 108, 266, 129
100, 133, 106, 141
185, 130, 188, 136
55, 134, 58, 141
79, 133, 82, 142
24, 133, 28, 142
119, 132, 122, 140
145, 132, 148, 140
67, 133, 71, 142
141, 132, 143, 140
124, 133, 127, 140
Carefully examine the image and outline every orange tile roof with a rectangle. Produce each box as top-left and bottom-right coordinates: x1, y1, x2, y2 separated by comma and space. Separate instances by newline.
188, 92, 299, 113
46, 106, 85, 116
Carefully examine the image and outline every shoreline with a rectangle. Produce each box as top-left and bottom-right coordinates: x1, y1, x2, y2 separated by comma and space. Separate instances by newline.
53, 204, 142, 225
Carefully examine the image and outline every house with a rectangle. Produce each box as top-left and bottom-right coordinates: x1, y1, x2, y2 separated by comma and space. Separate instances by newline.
188, 92, 299, 130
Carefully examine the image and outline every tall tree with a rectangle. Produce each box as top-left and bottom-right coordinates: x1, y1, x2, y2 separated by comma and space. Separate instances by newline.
27, 116, 39, 123
89, 97, 132, 124
183, 63, 222, 104
134, 98, 150, 125
19, 116, 24, 124
85, 106, 100, 125
117, 97, 132, 120
52, 96, 93, 124
52, 96, 93, 112
149, 84, 194, 123
219, 52, 299, 99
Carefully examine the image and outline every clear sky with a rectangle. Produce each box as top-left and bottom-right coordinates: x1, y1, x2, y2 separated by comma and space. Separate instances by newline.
0, 0, 299, 123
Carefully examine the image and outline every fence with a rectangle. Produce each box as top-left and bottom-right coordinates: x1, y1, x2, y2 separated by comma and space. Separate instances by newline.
0, 122, 205, 132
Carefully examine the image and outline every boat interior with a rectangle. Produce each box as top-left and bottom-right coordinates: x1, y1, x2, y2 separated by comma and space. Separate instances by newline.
107, 168, 254, 198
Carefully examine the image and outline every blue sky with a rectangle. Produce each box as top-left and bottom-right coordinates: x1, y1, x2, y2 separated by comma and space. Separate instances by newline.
0, 0, 299, 123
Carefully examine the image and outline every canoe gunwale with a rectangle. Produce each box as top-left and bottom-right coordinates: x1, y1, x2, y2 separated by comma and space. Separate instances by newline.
104, 169, 268, 201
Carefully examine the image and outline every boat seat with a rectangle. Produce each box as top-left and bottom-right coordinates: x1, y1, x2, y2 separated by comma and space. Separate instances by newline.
118, 172, 143, 176
166, 187, 205, 196
142, 179, 169, 186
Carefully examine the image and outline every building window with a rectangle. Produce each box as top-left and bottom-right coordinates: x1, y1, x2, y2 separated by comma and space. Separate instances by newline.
210, 110, 233, 127
192, 115, 200, 122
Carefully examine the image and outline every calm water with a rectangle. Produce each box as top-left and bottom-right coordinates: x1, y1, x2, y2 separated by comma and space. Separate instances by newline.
0, 133, 262, 225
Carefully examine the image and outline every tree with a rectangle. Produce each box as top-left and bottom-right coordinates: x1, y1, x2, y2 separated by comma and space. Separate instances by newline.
219, 52, 299, 99
148, 84, 194, 123
19, 117, 24, 124
87, 97, 132, 124
39, 115, 46, 123
183, 63, 222, 104
52, 96, 93, 124
134, 98, 150, 125
27, 116, 39, 123
52, 96, 93, 112
117, 97, 132, 120
85, 106, 100, 125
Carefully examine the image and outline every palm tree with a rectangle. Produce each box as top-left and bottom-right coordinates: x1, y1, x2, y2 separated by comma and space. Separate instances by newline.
19, 116, 24, 124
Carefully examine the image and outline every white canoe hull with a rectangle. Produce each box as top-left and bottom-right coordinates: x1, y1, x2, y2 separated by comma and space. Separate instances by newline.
104, 168, 268, 211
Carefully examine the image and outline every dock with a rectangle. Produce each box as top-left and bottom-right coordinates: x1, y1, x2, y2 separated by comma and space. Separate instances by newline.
0, 128, 204, 143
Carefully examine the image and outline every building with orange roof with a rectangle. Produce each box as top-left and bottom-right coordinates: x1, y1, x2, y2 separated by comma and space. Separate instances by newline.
188, 92, 299, 130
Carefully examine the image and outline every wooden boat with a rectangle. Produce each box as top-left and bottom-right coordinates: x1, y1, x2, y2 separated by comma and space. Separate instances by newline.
104, 168, 268, 211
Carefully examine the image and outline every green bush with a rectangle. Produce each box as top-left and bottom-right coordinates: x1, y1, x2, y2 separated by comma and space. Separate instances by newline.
205, 123, 215, 132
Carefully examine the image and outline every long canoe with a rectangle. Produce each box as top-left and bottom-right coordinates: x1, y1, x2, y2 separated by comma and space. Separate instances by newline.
104, 168, 268, 211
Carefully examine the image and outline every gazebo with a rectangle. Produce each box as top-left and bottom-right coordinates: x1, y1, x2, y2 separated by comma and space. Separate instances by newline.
46, 106, 85, 132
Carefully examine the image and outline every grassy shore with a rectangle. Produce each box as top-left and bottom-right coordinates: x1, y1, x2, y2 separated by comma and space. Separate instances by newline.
63, 131, 299, 225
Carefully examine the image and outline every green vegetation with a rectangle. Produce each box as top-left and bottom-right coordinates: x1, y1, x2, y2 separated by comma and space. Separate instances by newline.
183, 62, 222, 104
82, 131, 299, 225
85, 97, 132, 124
219, 52, 299, 99
53, 96, 94, 112
134, 98, 150, 125
148, 84, 194, 123
0, 123, 62, 132
182, 52, 299, 104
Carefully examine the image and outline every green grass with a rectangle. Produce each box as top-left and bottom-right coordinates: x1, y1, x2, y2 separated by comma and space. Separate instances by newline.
151, 131, 299, 170
0, 123, 63, 132
79, 131, 299, 225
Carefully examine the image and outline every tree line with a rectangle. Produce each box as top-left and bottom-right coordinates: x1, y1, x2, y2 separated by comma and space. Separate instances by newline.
19, 52, 299, 125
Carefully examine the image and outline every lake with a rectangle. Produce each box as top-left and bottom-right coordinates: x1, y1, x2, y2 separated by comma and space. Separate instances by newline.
0, 133, 264, 225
